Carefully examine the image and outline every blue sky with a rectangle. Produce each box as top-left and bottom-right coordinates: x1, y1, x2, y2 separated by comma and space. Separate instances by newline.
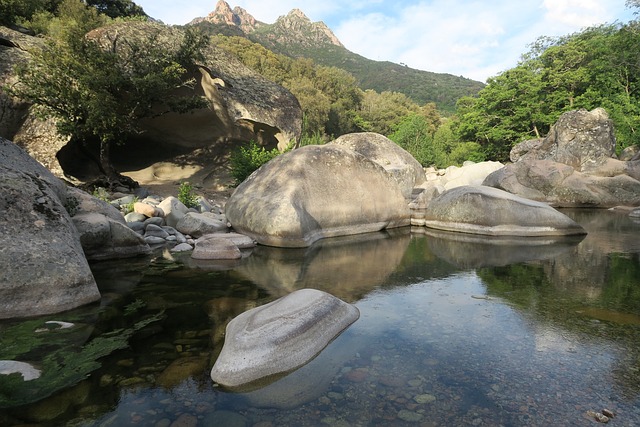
134, 0, 635, 82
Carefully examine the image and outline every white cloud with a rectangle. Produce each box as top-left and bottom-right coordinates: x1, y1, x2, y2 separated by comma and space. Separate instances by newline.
542, 0, 609, 29
135, 0, 636, 82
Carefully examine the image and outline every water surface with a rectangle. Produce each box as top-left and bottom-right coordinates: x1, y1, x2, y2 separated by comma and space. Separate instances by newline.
1, 209, 639, 426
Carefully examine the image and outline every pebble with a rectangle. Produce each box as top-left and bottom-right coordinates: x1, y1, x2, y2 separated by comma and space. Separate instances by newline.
397, 409, 424, 422
414, 393, 436, 404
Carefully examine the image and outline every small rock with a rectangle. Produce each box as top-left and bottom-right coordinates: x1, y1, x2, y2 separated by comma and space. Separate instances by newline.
414, 393, 436, 404
171, 243, 193, 252
602, 409, 615, 418
124, 212, 147, 223
169, 413, 198, 427
397, 409, 423, 423
192, 237, 241, 260
144, 216, 165, 227
145, 224, 170, 239
134, 201, 158, 218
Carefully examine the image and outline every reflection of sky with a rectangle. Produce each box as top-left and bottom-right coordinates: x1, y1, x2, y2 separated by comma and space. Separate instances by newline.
351, 271, 626, 414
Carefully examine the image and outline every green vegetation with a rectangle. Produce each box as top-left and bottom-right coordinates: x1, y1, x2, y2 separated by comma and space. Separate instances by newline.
454, 20, 640, 161
0, 302, 164, 407
4, 0, 640, 177
230, 140, 282, 185
178, 181, 199, 209
192, 20, 485, 114
6, 0, 208, 188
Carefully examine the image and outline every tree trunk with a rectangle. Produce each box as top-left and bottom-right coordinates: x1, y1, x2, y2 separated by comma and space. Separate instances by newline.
92, 139, 138, 191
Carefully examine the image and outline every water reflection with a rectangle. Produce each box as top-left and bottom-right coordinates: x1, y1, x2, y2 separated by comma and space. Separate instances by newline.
416, 227, 585, 268
1, 210, 640, 426
234, 228, 412, 302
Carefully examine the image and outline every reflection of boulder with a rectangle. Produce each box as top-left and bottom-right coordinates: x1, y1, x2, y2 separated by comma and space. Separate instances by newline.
233, 229, 411, 301
423, 185, 586, 236
226, 145, 410, 247
329, 132, 426, 199
422, 228, 584, 268
239, 329, 365, 409
484, 108, 640, 207
210, 289, 359, 389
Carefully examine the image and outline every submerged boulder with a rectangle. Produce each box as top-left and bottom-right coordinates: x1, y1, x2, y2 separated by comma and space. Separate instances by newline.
423, 185, 586, 236
210, 288, 360, 389
225, 145, 410, 247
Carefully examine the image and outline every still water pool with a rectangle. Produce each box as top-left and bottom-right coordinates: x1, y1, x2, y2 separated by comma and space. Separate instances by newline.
1, 209, 640, 426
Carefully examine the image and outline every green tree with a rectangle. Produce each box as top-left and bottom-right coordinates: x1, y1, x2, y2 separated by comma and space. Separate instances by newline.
0, 0, 62, 27
357, 90, 421, 135
10, 12, 209, 187
390, 113, 445, 167
85, 0, 145, 19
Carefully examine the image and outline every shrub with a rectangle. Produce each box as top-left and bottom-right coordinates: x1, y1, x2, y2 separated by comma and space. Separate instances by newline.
178, 181, 199, 209
230, 141, 281, 185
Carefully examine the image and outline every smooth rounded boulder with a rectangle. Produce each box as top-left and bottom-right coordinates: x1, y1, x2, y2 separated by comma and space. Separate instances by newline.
329, 132, 426, 199
423, 185, 586, 236
225, 145, 410, 247
210, 288, 360, 389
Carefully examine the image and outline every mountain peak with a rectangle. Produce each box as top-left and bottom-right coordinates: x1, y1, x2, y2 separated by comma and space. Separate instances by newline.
190, 0, 262, 32
288, 9, 310, 21
274, 8, 343, 48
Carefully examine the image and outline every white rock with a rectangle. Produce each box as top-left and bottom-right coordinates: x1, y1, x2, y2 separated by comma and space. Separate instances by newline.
211, 289, 360, 388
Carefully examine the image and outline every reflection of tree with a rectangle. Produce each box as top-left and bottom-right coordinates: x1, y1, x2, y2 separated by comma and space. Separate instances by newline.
479, 262, 640, 401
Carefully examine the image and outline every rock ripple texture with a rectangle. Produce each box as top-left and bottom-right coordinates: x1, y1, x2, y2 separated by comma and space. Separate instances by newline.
423, 185, 586, 236
225, 144, 410, 247
210, 288, 360, 389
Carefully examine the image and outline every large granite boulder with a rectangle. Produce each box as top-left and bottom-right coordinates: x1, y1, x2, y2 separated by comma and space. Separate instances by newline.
484, 108, 640, 207
425, 161, 504, 190
225, 145, 411, 247
210, 288, 360, 389
2, 22, 302, 185
0, 138, 100, 319
329, 132, 426, 199
423, 185, 586, 236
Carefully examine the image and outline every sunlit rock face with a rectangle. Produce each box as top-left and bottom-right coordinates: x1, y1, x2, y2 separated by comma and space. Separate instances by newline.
210, 288, 359, 389
3, 21, 302, 183
329, 132, 426, 199
423, 185, 586, 237
225, 144, 411, 248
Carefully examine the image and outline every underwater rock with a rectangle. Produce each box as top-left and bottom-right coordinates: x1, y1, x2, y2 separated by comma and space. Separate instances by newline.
210, 288, 360, 389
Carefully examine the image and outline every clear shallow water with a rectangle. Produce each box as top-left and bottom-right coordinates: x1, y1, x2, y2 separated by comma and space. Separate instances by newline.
1, 209, 640, 426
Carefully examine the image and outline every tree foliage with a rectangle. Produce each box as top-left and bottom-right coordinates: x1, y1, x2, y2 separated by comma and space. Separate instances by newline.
8, 0, 208, 185
453, 22, 640, 161
212, 35, 363, 139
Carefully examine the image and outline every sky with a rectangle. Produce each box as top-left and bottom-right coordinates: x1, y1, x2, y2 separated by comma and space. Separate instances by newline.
134, 0, 636, 82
